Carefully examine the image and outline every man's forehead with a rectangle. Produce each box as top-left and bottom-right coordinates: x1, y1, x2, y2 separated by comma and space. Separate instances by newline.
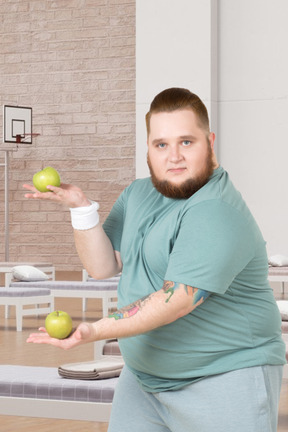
149, 109, 200, 136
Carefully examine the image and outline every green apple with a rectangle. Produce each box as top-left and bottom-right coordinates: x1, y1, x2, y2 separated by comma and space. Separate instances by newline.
45, 310, 73, 339
33, 166, 61, 192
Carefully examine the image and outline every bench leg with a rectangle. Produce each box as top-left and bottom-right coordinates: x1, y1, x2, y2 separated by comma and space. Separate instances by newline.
36, 298, 55, 315
102, 297, 108, 318
15, 304, 22, 332
82, 298, 87, 312
5, 305, 10, 318
282, 282, 285, 295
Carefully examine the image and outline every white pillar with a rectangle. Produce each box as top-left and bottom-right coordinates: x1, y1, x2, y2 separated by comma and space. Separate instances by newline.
136, 0, 219, 178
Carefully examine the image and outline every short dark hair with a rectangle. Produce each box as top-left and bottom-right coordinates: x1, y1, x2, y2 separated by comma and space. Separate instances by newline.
145, 87, 210, 136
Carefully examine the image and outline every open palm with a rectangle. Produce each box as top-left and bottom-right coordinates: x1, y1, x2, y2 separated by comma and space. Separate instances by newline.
23, 182, 91, 208
26, 322, 97, 350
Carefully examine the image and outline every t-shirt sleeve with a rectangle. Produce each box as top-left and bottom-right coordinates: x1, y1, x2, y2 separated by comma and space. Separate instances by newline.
102, 188, 127, 252
164, 200, 257, 294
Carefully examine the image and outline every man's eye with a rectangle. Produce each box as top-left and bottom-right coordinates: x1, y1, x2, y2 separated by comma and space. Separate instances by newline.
157, 143, 166, 148
182, 140, 191, 146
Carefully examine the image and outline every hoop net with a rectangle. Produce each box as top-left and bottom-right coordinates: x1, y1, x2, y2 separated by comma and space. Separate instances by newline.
15, 133, 40, 143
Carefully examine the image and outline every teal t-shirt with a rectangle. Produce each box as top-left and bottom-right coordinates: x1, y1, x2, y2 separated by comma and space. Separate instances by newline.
103, 166, 286, 392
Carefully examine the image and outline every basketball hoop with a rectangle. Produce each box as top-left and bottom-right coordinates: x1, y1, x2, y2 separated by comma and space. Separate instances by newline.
15, 133, 40, 144
2, 105, 39, 261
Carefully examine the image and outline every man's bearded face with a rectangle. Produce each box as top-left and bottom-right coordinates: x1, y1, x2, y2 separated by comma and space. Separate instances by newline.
147, 143, 214, 199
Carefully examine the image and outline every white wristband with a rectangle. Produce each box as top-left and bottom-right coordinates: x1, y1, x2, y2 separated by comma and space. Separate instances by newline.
70, 201, 100, 230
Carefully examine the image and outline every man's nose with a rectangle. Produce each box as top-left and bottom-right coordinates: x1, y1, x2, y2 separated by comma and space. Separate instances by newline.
169, 145, 182, 162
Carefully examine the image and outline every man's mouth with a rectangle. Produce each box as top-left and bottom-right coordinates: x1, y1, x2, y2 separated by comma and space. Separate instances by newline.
167, 167, 187, 174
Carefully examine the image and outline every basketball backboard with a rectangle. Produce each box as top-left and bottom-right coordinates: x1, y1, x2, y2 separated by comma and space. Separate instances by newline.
3, 105, 33, 144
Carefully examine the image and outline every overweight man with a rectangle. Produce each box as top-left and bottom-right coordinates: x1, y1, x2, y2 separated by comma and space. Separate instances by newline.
25, 87, 286, 432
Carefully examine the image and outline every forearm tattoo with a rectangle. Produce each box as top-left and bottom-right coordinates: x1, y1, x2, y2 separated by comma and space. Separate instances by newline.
108, 280, 210, 321
109, 294, 151, 320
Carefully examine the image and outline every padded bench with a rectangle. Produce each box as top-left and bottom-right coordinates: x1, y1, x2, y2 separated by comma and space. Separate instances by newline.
0, 365, 118, 421
9, 280, 118, 316
0, 339, 121, 421
0, 288, 54, 331
276, 300, 288, 378
268, 266, 288, 294
282, 335, 288, 379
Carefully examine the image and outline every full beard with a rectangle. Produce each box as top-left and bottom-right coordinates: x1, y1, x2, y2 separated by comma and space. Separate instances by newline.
147, 147, 214, 199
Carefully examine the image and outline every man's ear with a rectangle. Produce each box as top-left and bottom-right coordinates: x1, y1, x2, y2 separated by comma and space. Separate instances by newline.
208, 132, 216, 150
209, 132, 219, 168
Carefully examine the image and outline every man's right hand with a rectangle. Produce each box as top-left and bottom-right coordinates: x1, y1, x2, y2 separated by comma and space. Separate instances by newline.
23, 183, 91, 208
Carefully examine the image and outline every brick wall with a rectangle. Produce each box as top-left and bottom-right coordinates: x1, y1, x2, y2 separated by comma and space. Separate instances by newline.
0, 0, 135, 271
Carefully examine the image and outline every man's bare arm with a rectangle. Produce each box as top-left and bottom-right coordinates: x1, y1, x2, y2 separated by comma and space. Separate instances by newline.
27, 281, 210, 348
73, 225, 122, 279
101, 281, 210, 338
23, 183, 122, 279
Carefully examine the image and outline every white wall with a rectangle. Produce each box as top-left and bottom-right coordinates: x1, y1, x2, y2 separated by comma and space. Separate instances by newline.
136, 0, 288, 257
218, 0, 288, 256
136, 0, 218, 178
